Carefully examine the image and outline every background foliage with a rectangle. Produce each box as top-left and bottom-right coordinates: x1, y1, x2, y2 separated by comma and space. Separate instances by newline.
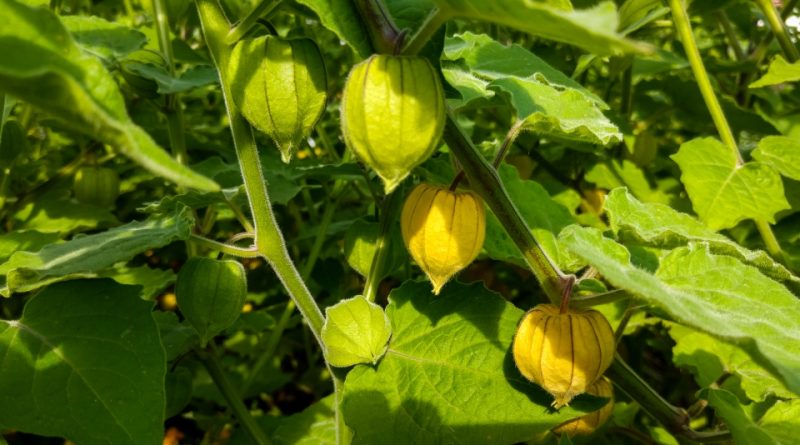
1, 0, 799, 444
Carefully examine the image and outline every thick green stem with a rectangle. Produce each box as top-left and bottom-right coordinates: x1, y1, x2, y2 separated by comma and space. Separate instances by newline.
755, 0, 800, 62
195, 0, 324, 345
399, 8, 448, 55
363, 190, 403, 302
443, 113, 569, 304
669, 0, 783, 258
197, 346, 272, 445
225, 0, 280, 45
669, 0, 739, 161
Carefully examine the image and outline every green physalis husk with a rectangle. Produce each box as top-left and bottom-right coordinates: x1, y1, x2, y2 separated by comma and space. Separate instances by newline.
228, 35, 327, 162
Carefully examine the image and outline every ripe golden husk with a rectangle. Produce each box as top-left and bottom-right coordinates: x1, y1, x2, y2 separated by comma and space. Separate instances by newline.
512, 304, 615, 408
400, 183, 486, 294
341, 55, 445, 193
552, 377, 614, 437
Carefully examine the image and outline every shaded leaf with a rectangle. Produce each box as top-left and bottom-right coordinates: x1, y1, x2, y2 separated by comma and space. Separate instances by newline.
671, 137, 789, 230
560, 226, 800, 395
294, 0, 371, 58
0, 207, 192, 296
0, 279, 165, 445
123, 62, 218, 94
12, 189, 118, 234
0, 0, 218, 191
670, 324, 794, 401
703, 389, 778, 445
62, 15, 147, 60
484, 165, 581, 271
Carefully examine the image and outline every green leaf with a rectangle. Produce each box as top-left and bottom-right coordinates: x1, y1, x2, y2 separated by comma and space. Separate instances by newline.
436, 1, 651, 56
752, 136, 800, 181
560, 226, 800, 396
0, 207, 192, 296
231, 396, 336, 445
484, 165, 581, 271
342, 280, 599, 444
123, 63, 218, 94
441, 32, 621, 145
671, 137, 789, 230
0, 279, 166, 445
153, 311, 199, 362
492, 78, 622, 145
322, 295, 391, 367
443, 32, 604, 107
703, 389, 778, 445
13, 188, 118, 234
750, 55, 800, 88
604, 188, 796, 283
670, 324, 794, 401
759, 399, 800, 445
343, 218, 406, 278
97, 265, 176, 300
61, 15, 147, 61
0, 230, 60, 263
294, 0, 371, 58
0, 0, 219, 191
585, 160, 670, 204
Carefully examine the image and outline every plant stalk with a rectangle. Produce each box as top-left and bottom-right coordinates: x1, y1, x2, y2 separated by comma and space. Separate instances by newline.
189, 234, 260, 258
352, 0, 402, 54
754, 0, 800, 62
364, 189, 403, 302
197, 346, 272, 445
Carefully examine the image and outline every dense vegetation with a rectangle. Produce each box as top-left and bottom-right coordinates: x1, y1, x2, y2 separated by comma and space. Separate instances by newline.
1, 0, 799, 444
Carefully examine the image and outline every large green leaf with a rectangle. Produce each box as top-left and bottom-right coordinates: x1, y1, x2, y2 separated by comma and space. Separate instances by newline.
560, 225, 800, 396
342, 280, 600, 445
604, 188, 796, 283
703, 389, 779, 445
750, 55, 800, 88
0, 279, 166, 445
0, 207, 192, 296
441, 32, 621, 145
484, 165, 581, 271
671, 137, 789, 230
0, 0, 218, 191
294, 0, 371, 58
752, 136, 800, 181
435, 1, 650, 56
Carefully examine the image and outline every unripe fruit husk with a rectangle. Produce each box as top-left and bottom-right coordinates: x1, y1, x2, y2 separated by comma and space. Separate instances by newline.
400, 183, 486, 294
228, 35, 327, 163
341, 55, 445, 193
552, 377, 614, 437
73, 166, 120, 208
512, 304, 615, 408
175, 257, 247, 346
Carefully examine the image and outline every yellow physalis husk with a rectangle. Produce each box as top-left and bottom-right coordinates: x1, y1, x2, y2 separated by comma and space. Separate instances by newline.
512, 304, 615, 408
400, 183, 486, 294
552, 377, 614, 437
